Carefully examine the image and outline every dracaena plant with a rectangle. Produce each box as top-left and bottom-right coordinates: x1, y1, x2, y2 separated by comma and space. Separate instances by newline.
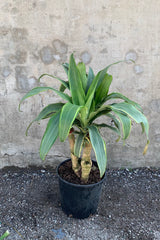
19, 54, 149, 183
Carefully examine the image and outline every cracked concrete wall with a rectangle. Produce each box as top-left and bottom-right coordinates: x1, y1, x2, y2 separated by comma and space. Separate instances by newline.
0, 0, 160, 169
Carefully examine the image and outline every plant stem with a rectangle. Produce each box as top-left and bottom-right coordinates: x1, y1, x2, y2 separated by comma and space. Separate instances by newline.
81, 140, 92, 183
68, 129, 81, 177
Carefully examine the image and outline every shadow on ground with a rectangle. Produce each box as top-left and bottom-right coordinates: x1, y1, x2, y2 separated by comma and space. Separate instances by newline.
0, 166, 160, 240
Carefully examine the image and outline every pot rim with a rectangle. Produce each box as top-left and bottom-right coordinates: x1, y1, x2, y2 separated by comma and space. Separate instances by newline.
57, 158, 106, 188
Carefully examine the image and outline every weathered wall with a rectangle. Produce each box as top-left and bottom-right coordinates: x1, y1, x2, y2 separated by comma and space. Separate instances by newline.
0, 0, 159, 169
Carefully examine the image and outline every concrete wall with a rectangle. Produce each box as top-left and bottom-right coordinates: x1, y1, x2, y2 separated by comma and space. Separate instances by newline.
0, 0, 159, 169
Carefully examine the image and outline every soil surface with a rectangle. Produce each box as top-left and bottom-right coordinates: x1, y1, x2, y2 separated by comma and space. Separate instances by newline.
58, 160, 102, 184
0, 165, 160, 240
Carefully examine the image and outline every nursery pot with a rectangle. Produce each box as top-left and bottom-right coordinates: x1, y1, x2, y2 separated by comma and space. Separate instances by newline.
57, 159, 106, 219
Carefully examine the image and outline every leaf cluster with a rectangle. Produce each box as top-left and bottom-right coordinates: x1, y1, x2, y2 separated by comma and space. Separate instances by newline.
19, 54, 149, 177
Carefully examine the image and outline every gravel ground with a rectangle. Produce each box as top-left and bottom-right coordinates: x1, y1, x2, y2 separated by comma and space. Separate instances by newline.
0, 166, 160, 240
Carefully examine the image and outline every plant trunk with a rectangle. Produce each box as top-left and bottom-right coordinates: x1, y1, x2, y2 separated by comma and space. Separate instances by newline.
68, 131, 81, 177
81, 141, 92, 183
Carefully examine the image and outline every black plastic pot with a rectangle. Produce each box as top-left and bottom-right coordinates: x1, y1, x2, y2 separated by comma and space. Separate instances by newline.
57, 159, 106, 219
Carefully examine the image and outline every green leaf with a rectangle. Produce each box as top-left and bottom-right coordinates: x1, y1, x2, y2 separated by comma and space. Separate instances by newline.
105, 92, 142, 111
74, 133, 84, 157
40, 111, 61, 160
59, 81, 69, 92
19, 87, 71, 111
0, 230, 10, 240
95, 60, 125, 90
68, 54, 85, 105
85, 71, 102, 103
35, 103, 64, 121
59, 102, 82, 142
110, 102, 149, 138
73, 118, 82, 128
79, 106, 88, 127
98, 59, 126, 84
93, 123, 121, 136
85, 92, 96, 119
106, 113, 121, 131
77, 62, 87, 92
59, 63, 70, 91
85, 72, 102, 117
88, 105, 111, 123
62, 62, 69, 75
112, 111, 131, 140
26, 103, 64, 135
38, 73, 70, 90
86, 67, 95, 93
86, 60, 124, 114
95, 73, 112, 105
89, 125, 107, 177
141, 122, 145, 134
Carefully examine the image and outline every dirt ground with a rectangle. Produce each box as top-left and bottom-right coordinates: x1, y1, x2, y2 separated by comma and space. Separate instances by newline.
0, 165, 160, 240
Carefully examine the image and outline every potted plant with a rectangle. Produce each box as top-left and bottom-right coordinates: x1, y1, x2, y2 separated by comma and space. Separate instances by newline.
19, 54, 149, 219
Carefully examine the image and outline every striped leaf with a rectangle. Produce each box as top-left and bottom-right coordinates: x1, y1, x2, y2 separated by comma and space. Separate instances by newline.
35, 103, 64, 121
74, 133, 84, 157
93, 123, 121, 136
87, 60, 125, 98
40, 111, 61, 160
106, 113, 121, 131
89, 126, 107, 177
88, 105, 111, 123
38, 73, 70, 90
85, 71, 102, 104
77, 62, 87, 92
110, 102, 149, 138
85, 60, 124, 114
105, 92, 142, 111
86, 67, 95, 93
62, 62, 69, 75
26, 103, 64, 135
59, 102, 82, 142
60, 64, 70, 92
68, 54, 85, 105
95, 74, 112, 105
59, 81, 69, 92
85, 71, 102, 116
19, 87, 71, 111
113, 111, 131, 140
